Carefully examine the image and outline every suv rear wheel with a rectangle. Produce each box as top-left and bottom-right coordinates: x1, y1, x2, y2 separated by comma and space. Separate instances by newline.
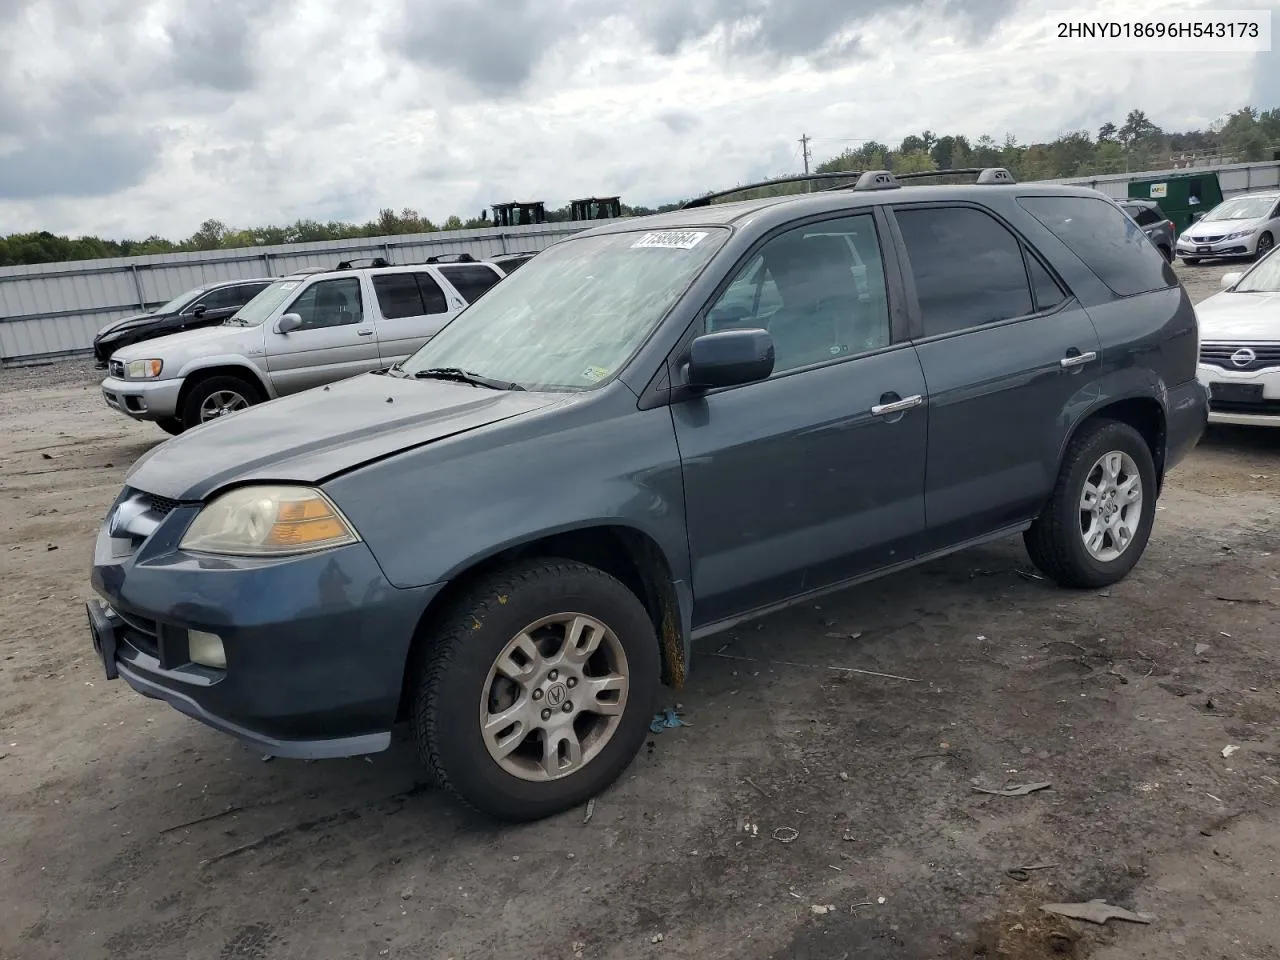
1024, 419, 1157, 589
411, 558, 660, 822
180, 374, 263, 431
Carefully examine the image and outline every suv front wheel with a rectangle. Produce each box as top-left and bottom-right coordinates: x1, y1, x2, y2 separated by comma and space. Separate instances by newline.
1024, 419, 1157, 589
180, 374, 263, 431
411, 559, 660, 821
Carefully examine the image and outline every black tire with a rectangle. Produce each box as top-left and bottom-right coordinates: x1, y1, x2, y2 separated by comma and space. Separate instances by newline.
1181, 256, 1200, 265
1023, 419, 1158, 590
156, 417, 184, 436
1257, 233, 1274, 259
412, 558, 660, 822
179, 374, 263, 431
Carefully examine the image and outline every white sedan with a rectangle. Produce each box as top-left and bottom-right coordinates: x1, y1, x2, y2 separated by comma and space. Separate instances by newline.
1195, 247, 1280, 427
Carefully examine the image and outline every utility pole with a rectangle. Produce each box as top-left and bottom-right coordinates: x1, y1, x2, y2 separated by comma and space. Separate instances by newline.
799, 133, 811, 174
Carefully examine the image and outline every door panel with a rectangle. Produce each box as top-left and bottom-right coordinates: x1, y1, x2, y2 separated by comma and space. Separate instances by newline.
891, 204, 1103, 548
673, 212, 927, 629
674, 349, 928, 627
263, 276, 382, 394
371, 271, 456, 366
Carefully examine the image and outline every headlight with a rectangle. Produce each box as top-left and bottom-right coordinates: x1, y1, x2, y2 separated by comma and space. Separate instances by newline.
1222, 230, 1252, 241
179, 485, 360, 556
126, 358, 163, 379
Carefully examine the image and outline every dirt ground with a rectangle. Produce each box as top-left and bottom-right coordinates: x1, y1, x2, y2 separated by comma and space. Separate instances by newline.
2, 261, 1278, 960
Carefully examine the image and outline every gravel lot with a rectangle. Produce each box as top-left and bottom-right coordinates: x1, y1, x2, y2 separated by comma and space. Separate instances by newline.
2, 261, 1278, 960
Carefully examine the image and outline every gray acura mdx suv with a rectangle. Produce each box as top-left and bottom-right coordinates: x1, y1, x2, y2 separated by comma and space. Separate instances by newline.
88, 168, 1208, 821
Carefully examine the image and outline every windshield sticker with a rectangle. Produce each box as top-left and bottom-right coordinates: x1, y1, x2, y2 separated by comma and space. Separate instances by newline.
278, 281, 300, 290
581, 365, 609, 383
631, 231, 709, 250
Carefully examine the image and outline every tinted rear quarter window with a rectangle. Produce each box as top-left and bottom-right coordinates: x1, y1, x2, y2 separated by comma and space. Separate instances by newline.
439, 264, 502, 303
1018, 195, 1175, 296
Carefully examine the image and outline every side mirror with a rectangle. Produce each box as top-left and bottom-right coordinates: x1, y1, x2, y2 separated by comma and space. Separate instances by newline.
686, 328, 774, 390
276, 313, 303, 334
191, 305, 207, 318
1221, 271, 1243, 289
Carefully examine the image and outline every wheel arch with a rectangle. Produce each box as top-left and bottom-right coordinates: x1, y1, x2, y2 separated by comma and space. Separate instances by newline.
396, 523, 688, 722
1056, 393, 1167, 498
175, 364, 271, 414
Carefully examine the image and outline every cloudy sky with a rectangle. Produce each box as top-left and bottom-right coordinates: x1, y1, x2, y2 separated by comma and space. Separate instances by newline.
0, 0, 1276, 240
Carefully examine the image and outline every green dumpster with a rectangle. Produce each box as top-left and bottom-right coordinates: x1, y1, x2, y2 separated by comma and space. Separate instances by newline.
1127, 173, 1224, 233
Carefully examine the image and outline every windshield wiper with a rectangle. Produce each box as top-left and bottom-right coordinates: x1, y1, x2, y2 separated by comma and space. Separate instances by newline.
412, 367, 525, 391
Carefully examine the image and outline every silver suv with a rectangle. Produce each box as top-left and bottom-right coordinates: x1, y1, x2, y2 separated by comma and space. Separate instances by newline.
100, 256, 505, 434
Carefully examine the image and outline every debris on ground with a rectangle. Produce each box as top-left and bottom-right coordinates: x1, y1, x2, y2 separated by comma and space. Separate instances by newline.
825, 631, 864, 640
1005, 863, 1058, 882
583, 798, 595, 825
972, 781, 1051, 797
772, 826, 799, 843
838, 771, 849, 781
810, 904, 835, 916
650, 707, 690, 733
1040, 900, 1153, 925
1222, 745, 1240, 759
744, 776, 772, 798
1194, 643, 1211, 656
650, 933, 664, 944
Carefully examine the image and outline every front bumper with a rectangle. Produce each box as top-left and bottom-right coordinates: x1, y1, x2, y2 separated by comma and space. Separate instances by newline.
101, 375, 183, 422
1197, 363, 1280, 427
89, 498, 442, 758
1176, 234, 1257, 259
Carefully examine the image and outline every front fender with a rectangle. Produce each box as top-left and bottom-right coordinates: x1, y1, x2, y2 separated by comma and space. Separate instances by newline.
323, 389, 691, 592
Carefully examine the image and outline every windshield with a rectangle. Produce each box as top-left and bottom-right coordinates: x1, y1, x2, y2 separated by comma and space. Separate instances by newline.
399, 227, 728, 390
230, 278, 305, 326
155, 286, 204, 315
1235, 248, 1280, 293
1204, 195, 1276, 222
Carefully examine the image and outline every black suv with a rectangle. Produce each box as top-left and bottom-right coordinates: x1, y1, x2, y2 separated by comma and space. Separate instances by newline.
92, 278, 273, 366
88, 168, 1209, 821
1119, 199, 1176, 261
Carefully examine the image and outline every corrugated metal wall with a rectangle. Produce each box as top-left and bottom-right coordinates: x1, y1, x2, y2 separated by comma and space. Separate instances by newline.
0, 220, 594, 365
1044, 159, 1280, 200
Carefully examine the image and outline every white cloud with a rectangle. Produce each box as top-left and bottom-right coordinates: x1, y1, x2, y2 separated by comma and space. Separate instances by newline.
0, 0, 1274, 239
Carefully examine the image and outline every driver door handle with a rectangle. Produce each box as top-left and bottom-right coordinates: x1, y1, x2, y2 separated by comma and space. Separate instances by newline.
357, 328, 374, 337
870, 394, 923, 416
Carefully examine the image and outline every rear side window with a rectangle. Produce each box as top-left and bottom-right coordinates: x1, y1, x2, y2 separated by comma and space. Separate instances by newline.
1017, 196, 1174, 296
1132, 206, 1161, 227
894, 206, 1034, 337
439, 264, 502, 303
373, 274, 426, 319
412, 272, 449, 314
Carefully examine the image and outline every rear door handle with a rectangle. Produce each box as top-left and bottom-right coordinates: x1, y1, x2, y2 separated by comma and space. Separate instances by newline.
357, 328, 374, 337
870, 394, 924, 416
1060, 351, 1096, 368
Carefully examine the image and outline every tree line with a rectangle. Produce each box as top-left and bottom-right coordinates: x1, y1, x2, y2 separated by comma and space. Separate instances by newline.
2, 105, 1276, 268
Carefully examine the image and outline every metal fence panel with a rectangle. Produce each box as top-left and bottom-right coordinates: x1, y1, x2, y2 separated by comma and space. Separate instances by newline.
1, 220, 592, 364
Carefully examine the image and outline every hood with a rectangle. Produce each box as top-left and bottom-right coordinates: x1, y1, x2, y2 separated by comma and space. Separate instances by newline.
97, 312, 156, 338
111, 323, 243, 362
125, 372, 567, 500
1195, 290, 1280, 341
1185, 217, 1262, 239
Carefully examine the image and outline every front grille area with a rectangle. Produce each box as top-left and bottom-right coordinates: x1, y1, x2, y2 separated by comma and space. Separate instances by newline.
115, 608, 160, 659
1192, 235, 1224, 243
147, 494, 180, 517
1200, 343, 1280, 373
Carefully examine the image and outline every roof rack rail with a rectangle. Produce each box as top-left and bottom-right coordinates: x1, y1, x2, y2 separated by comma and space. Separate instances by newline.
424, 253, 477, 264
680, 172, 865, 209
284, 267, 329, 277
889, 167, 1017, 185
335, 256, 392, 270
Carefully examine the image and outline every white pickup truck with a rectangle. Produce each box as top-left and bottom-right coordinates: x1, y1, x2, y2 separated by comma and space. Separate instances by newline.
100, 256, 508, 434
